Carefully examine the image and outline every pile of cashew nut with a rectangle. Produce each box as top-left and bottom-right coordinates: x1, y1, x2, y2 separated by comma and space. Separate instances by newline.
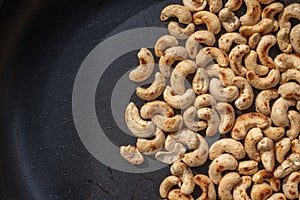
120, 0, 300, 199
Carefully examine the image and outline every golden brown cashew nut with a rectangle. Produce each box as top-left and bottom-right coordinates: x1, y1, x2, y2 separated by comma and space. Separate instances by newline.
159, 46, 188, 78
248, 33, 261, 49
250, 183, 272, 200
262, 2, 284, 32
155, 35, 178, 57
205, 64, 236, 87
279, 3, 300, 29
277, 28, 292, 53
297, 101, 300, 111
155, 143, 186, 164
136, 128, 165, 155
274, 153, 300, 178
275, 137, 291, 164
278, 82, 300, 101
186, 30, 216, 58
266, 193, 286, 200
167, 189, 195, 200
183, 0, 207, 12
209, 154, 238, 185
197, 107, 220, 136
207, 0, 222, 13
287, 110, 300, 140
218, 32, 247, 53
171, 60, 197, 95
163, 86, 195, 109
219, 8, 240, 32
183, 106, 207, 132
257, 137, 275, 171
168, 22, 196, 40
125, 102, 155, 138
240, 0, 261, 26
274, 53, 300, 72
232, 76, 254, 110
183, 134, 209, 167
255, 89, 279, 115
252, 170, 281, 192
192, 68, 209, 95
244, 50, 269, 76
193, 11, 221, 34
160, 4, 193, 24
215, 102, 235, 134
280, 69, 300, 84
231, 112, 269, 140
225, 0, 243, 11
129, 48, 154, 82
140, 100, 174, 119
256, 0, 274, 4
282, 171, 300, 200
245, 127, 263, 162
120, 145, 144, 165
256, 35, 277, 68
196, 47, 229, 68
151, 114, 183, 132
136, 72, 165, 101
263, 125, 285, 142
246, 69, 280, 90
292, 137, 300, 154
193, 174, 216, 200
218, 172, 242, 200
194, 94, 217, 109
229, 44, 250, 76
159, 175, 181, 198
209, 138, 246, 160
165, 128, 200, 151
239, 18, 274, 38
291, 24, 300, 55
209, 78, 239, 102
237, 161, 259, 175
233, 176, 252, 200
271, 97, 296, 127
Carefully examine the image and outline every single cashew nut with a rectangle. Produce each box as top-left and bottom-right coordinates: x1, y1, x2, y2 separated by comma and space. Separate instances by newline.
271, 97, 296, 127
262, 2, 284, 32
274, 53, 300, 72
240, 0, 261, 26
263, 125, 285, 142
209, 138, 246, 160
246, 69, 280, 90
245, 50, 269, 76
250, 183, 272, 200
238, 160, 259, 175
120, 145, 144, 165
233, 176, 252, 200
218, 172, 242, 200
277, 28, 292, 53
256, 0, 274, 4
196, 47, 229, 68
274, 153, 300, 178
225, 0, 243, 11
209, 154, 238, 185
291, 24, 300, 55
257, 137, 275, 171
248, 33, 261, 49
140, 100, 174, 119
155, 143, 186, 164
231, 112, 269, 140
151, 114, 183, 132
287, 110, 300, 140
136, 72, 165, 101
167, 189, 195, 200
168, 22, 196, 40
239, 18, 274, 38
163, 86, 195, 109
245, 127, 264, 162
209, 78, 239, 102
165, 128, 200, 151
192, 68, 209, 95
256, 35, 277, 68
183, 0, 207, 12
183, 106, 207, 132
229, 44, 250, 76
136, 128, 166, 155
253, 170, 281, 192
219, 8, 240, 32
255, 89, 279, 115
218, 32, 247, 53
279, 3, 300, 29
232, 76, 254, 110
155, 35, 178, 57
282, 171, 300, 200
193, 174, 216, 200
207, 0, 222, 13
159, 175, 181, 198
193, 11, 221, 34
266, 193, 286, 200
197, 107, 220, 136
280, 68, 300, 84
206, 64, 236, 87
292, 137, 300, 154
160, 4, 193, 24
194, 94, 217, 109
129, 48, 154, 82
275, 137, 291, 164
215, 102, 235, 134
278, 82, 300, 101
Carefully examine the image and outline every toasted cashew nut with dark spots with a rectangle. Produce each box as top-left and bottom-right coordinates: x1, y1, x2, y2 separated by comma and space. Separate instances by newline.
245, 50, 268, 76
209, 78, 239, 102
279, 3, 300, 29
159, 46, 188, 78
262, 2, 284, 32
291, 24, 300, 55
165, 128, 200, 151
250, 183, 272, 200
168, 22, 196, 40
151, 114, 183, 133
229, 44, 250, 76
218, 32, 247, 53
183, 134, 209, 167
209, 138, 246, 160
232, 76, 254, 110
125, 102, 155, 138
159, 175, 181, 198
194, 94, 217, 109
192, 68, 209, 95
238, 160, 259, 175
129, 48, 154, 82
216, 103, 235, 134
246, 69, 280, 90
207, 0, 222, 13
274, 53, 300, 72
163, 86, 195, 109
292, 137, 300, 154
240, 0, 261, 26
231, 112, 269, 140
245, 127, 263, 162
255, 89, 279, 115
120, 145, 144, 165
136, 72, 165, 101
168, 189, 195, 200
136, 128, 165, 155
225, 0, 243, 11
266, 193, 286, 200
160, 4, 192, 24
196, 47, 229, 68
209, 154, 238, 185
287, 110, 300, 140
233, 176, 252, 200
275, 137, 291, 164
197, 107, 220, 136
278, 82, 300, 101
155, 35, 178, 57
248, 33, 261, 49
218, 172, 242, 200
183, 0, 207, 12
183, 106, 207, 132
239, 18, 274, 38
219, 8, 240, 32
280, 69, 300, 84
155, 143, 186, 164
253, 170, 281, 192
206, 64, 236, 87
193, 11, 221, 34
271, 97, 296, 127
256, 35, 277, 68
171, 60, 197, 95
277, 28, 293, 53
140, 100, 174, 119
282, 171, 300, 200
186, 31, 216, 58
193, 174, 216, 200
263, 124, 285, 142
274, 153, 300, 178
257, 137, 275, 171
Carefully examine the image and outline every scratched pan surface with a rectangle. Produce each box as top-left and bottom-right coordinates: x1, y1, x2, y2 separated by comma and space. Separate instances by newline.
0, 0, 297, 199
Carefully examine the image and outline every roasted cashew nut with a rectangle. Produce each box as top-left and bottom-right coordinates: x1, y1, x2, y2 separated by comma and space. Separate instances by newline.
183, 0, 207, 12
209, 138, 246, 160
136, 128, 166, 155
163, 86, 195, 109
292, 137, 300, 154
183, 106, 207, 132
278, 82, 300, 101
256, 35, 277, 68
233, 176, 252, 200
215, 102, 235, 134
237, 160, 258, 175
165, 128, 200, 151
277, 28, 292, 53
240, 0, 261, 26
209, 78, 239, 102
229, 44, 250, 76
232, 76, 254, 110
253, 170, 281, 192
248, 33, 261, 49
129, 48, 154, 82
239, 18, 274, 38
218, 32, 247, 53
275, 137, 291, 164
168, 22, 196, 40
257, 137, 275, 171
120, 145, 144, 165
250, 183, 272, 200
159, 175, 181, 198
218, 172, 242, 200
280, 68, 300, 84
167, 189, 195, 200
255, 89, 279, 115
205, 64, 236, 87
186, 30, 216, 58
194, 94, 217, 109
225, 0, 243, 11
245, 127, 263, 162
207, 0, 222, 13
231, 112, 269, 140
151, 114, 183, 132
244, 50, 269, 76
219, 8, 240, 33
155, 143, 186, 164
287, 110, 300, 140
246, 69, 280, 90
271, 97, 296, 127
170, 60, 197, 95
279, 3, 300, 29
160, 4, 193, 24
192, 68, 209, 95
193, 11, 221, 34
266, 193, 286, 200
196, 47, 229, 68
274, 153, 300, 178
140, 100, 174, 119
274, 53, 300, 72
136, 72, 165, 101
155, 35, 178, 57
193, 174, 216, 200
282, 171, 300, 200
262, 2, 284, 32
291, 24, 300, 55
263, 124, 285, 142
209, 154, 238, 185
197, 107, 220, 136
256, 0, 274, 4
